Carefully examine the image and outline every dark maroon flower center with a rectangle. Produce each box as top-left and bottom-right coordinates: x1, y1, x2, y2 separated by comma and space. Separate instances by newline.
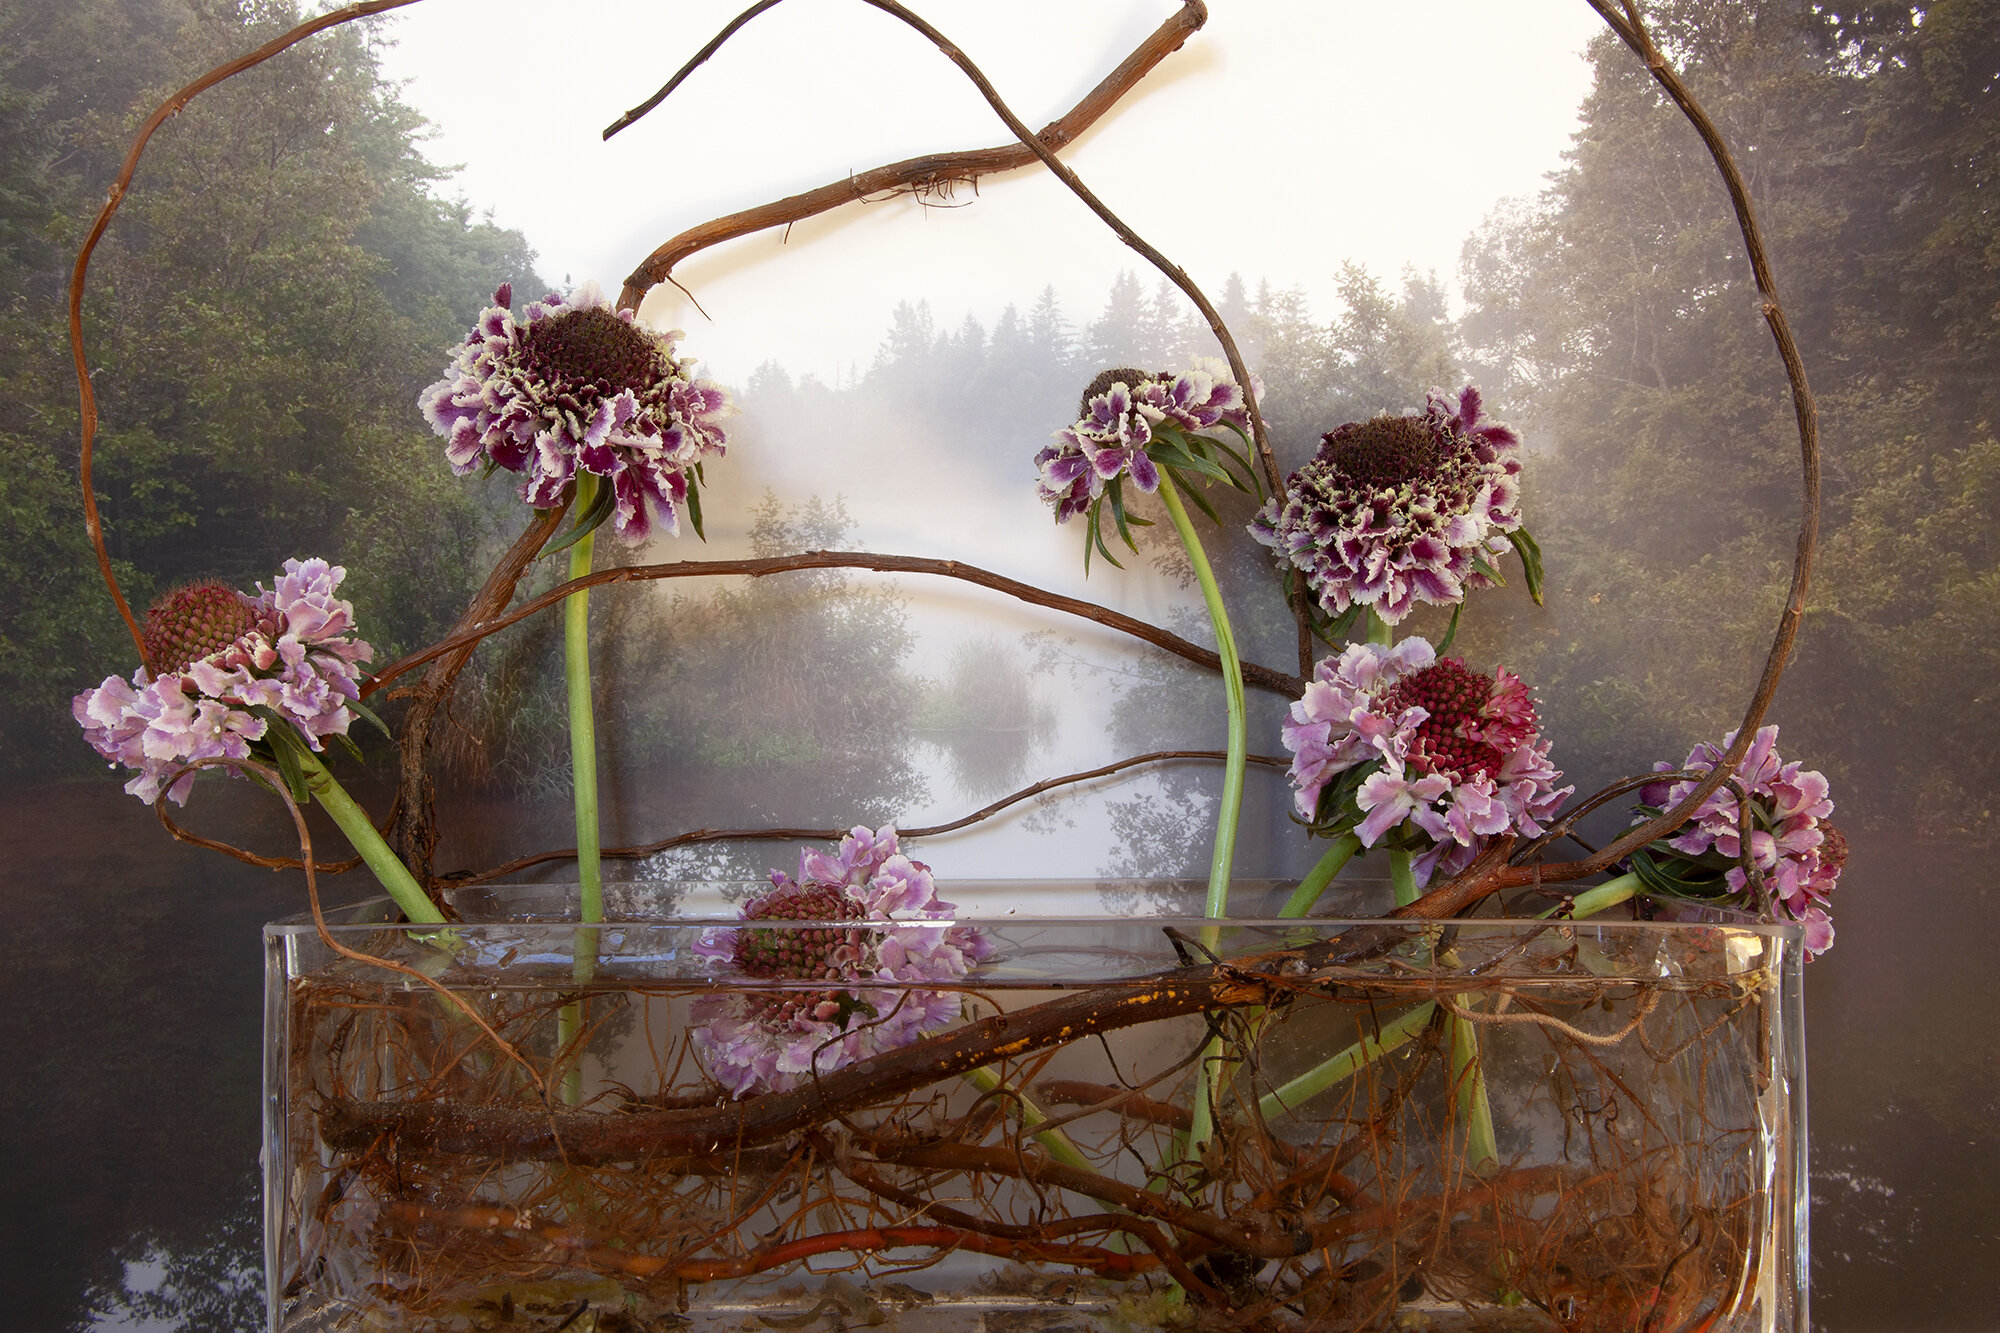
518, 306, 666, 399
733, 882, 871, 981
1817, 822, 1847, 874
143, 581, 254, 673
1377, 658, 1508, 781
1079, 366, 1165, 420
1318, 415, 1445, 490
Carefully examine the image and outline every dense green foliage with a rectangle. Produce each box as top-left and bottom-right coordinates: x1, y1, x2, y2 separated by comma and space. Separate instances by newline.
0, 0, 541, 776
1457, 0, 2000, 831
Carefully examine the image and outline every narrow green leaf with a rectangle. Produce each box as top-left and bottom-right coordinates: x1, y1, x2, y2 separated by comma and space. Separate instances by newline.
685, 475, 706, 541
1181, 480, 1225, 529
542, 478, 616, 558
1437, 602, 1465, 654
1507, 527, 1545, 605
1105, 478, 1141, 552
1470, 553, 1508, 587
347, 697, 392, 741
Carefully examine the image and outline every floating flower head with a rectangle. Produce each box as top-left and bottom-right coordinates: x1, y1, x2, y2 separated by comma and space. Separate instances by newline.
419, 282, 734, 541
73, 559, 372, 805
1251, 385, 1532, 626
1282, 637, 1570, 886
1034, 359, 1260, 556
691, 826, 990, 1097
1635, 726, 1843, 956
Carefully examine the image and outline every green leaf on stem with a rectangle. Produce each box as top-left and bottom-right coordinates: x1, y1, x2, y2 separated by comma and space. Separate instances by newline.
1437, 602, 1464, 654
542, 478, 616, 558
1507, 526, 1545, 604
347, 696, 392, 741
684, 473, 706, 540
1105, 478, 1141, 553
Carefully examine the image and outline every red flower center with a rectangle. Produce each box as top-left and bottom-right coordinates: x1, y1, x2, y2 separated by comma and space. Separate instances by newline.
733, 882, 871, 981
1318, 415, 1444, 490
519, 306, 666, 399
142, 582, 254, 674
1377, 658, 1530, 781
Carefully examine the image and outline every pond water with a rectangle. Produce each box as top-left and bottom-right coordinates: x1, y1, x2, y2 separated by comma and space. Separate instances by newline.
0, 780, 1991, 1331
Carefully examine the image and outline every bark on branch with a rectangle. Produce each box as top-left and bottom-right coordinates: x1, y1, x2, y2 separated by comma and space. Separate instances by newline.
612, 1, 1209, 309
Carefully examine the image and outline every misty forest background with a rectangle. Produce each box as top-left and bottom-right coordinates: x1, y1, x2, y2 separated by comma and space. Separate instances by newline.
6, 0, 1995, 859
0, 0, 1996, 1327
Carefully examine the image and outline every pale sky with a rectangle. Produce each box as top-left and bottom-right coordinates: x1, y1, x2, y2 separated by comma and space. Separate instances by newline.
373, 0, 1603, 386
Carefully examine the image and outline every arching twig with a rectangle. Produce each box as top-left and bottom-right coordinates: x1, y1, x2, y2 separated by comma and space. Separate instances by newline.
610, 2, 1207, 309
438, 749, 1287, 888
361, 549, 1306, 701
69, 0, 423, 670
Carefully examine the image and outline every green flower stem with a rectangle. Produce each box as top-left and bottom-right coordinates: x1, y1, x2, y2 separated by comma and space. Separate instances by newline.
1258, 873, 1647, 1129
295, 748, 443, 925
1388, 847, 1419, 908
963, 1066, 1091, 1171
1448, 991, 1498, 1171
1153, 473, 1246, 926
566, 474, 604, 928
1257, 1001, 1436, 1122
1153, 473, 1245, 1159
559, 475, 606, 1106
1540, 871, 1640, 920
1281, 833, 1360, 918
1368, 607, 1393, 646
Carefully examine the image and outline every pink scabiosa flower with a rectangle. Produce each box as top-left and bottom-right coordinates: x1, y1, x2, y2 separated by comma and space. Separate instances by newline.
1034, 360, 1262, 564
1633, 726, 1844, 956
1282, 638, 1570, 886
691, 826, 990, 1097
419, 282, 734, 541
72, 559, 373, 805
1251, 385, 1536, 627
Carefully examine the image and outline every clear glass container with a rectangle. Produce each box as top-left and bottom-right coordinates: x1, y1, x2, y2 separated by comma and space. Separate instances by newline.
265, 884, 1806, 1331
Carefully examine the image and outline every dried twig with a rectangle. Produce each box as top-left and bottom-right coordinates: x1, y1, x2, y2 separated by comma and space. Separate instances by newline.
361, 549, 1306, 701
610, 1, 1209, 309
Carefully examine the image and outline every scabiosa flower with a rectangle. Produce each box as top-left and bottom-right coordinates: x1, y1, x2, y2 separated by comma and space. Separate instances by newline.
72, 559, 372, 805
418, 281, 734, 541
1282, 638, 1570, 886
690, 825, 990, 1097
1251, 385, 1527, 625
1635, 725, 1843, 955
1034, 358, 1258, 525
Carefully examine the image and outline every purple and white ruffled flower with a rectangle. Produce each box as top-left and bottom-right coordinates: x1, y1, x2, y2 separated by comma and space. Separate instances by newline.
690, 825, 991, 1097
1034, 359, 1258, 522
1251, 385, 1525, 624
1282, 637, 1569, 886
419, 281, 734, 541
72, 559, 373, 806
1638, 725, 1844, 955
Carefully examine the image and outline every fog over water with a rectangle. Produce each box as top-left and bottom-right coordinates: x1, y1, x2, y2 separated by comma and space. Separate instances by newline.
3, 1, 1995, 1329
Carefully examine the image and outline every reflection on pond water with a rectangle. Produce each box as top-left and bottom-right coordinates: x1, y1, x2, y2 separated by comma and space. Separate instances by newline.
0, 781, 1991, 1331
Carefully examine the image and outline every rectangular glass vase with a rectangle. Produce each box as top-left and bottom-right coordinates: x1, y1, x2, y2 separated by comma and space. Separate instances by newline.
265, 883, 1806, 1331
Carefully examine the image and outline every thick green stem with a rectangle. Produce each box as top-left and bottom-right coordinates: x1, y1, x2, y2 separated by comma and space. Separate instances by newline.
1258, 1002, 1436, 1121
1281, 833, 1360, 918
1255, 872, 1650, 1128
559, 477, 605, 1106
962, 1066, 1091, 1171
1367, 607, 1392, 646
1388, 847, 1419, 908
566, 475, 604, 926
1153, 473, 1246, 924
1153, 473, 1244, 1159
1542, 871, 1640, 920
295, 748, 443, 924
